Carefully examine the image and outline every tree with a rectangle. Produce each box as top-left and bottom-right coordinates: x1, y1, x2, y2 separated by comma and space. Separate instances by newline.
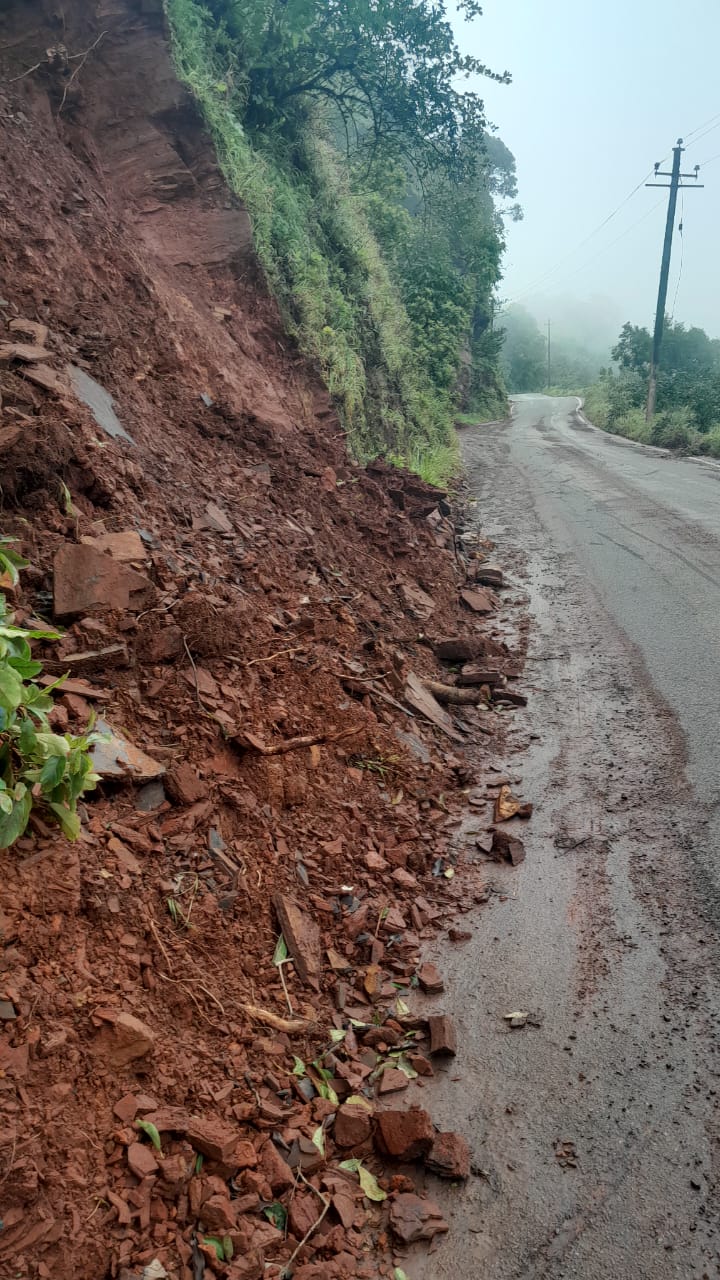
499, 305, 547, 392
202, 0, 510, 177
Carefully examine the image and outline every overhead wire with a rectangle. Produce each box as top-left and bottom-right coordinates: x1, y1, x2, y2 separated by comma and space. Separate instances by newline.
505, 168, 657, 302
498, 197, 665, 315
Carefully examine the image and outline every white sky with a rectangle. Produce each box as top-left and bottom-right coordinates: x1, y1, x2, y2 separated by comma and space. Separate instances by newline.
451, 0, 720, 340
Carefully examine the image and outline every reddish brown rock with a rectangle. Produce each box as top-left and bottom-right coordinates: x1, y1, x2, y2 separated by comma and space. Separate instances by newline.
234, 1139, 258, 1168
428, 1014, 457, 1057
160, 1153, 191, 1187
374, 1108, 434, 1161
417, 962, 444, 994
334, 1101, 373, 1149
258, 1138, 294, 1192
377, 1068, 409, 1096
460, 587, 497, 615
81, 531, 147, 563
433, 636, 485, 664
186, 1118, 239, 1163
165, 763, 208, 807
288, 1190, 317, 1240
389, 1192, 449, 1243
426, 1131, 471, 1179
53, 542, 153, 620
127, 1142, 159, 1179
113, 1093, 140, 1123
491, 828, 526, 866
226, 1256, 264, 1280
273, 893, 321, 985
408, 1053, 434, 1077
92, 1011, 155, 1067
200, 1194, 237, 1233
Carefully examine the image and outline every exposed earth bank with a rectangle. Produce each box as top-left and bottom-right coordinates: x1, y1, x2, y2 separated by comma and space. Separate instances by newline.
0, 6, 527, 1280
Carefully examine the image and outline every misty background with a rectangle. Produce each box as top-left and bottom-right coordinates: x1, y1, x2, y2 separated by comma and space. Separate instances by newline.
451, 0, 720, 373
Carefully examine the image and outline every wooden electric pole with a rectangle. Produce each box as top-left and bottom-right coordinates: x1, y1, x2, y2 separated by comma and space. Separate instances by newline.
645, 139, 703, 420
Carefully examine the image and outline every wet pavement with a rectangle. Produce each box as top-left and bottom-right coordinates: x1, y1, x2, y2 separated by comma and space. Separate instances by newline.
409, 398, 720, 1280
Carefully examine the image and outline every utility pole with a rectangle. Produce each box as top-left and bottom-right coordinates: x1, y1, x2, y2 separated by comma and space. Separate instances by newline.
546, 319, 551, 389
645, 139, 703, 420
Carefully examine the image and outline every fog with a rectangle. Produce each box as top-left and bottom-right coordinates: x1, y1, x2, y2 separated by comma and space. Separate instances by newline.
451, 0, 720, 343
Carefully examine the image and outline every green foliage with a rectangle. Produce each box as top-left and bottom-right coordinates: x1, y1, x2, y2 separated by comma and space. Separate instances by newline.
584, 316, 720, 455
166, 0, 511, 468
198, 0, 509, 178
0, 590, 100, 848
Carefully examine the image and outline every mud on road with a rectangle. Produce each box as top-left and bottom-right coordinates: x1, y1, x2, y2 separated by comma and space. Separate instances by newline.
409, 411, 720, 1280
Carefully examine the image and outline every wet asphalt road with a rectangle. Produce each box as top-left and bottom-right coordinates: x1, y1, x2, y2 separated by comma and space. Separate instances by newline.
410, 397, 720, 1280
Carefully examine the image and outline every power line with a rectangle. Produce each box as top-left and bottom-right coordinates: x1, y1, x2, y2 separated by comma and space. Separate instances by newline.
506, 169, 656, 302
498, 198, 664, 312
685, 118, 720, 151
683, 110, 720, 144
695, 148, 720, 168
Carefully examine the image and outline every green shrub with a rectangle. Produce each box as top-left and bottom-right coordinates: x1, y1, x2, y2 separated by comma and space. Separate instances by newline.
649, 407, 696, 450
0, 549, 100, 847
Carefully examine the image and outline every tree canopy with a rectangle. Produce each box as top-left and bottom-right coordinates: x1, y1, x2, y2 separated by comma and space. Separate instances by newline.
203, 0, 510, 178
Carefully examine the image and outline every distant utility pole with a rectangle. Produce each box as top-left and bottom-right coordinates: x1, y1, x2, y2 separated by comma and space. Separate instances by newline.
546, 319, 551, 388
645, 139, 703, 420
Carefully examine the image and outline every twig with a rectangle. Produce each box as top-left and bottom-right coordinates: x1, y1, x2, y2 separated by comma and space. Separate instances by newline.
147, 916, 176, 975
247, 646, 305, 667
277, 960, 294, 1015
58, 31, 108, 114
239, 1001, 312, 1034
182, 635, 200, 706
281, 1173, 331, 1277
6, 58, 46, 85
234, 726, 362, 756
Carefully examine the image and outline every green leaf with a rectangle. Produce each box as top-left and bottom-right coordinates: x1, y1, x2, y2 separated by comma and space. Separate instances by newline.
0, 791, 32, 848
135, 1119, 162, 1151
39, 754, 67, 792
292, 1055, 306, 1076
272, 933, 288, 965
311, 1124, 325, 1156
339, 1159, 386, 1202
394, 1270, 410, 1280
263, 1201, 287, 1231
358, 1165, 386, 1202
201, 1236, 226, 1262
329, 1028, 346, 1044
345, 1094, 373, 1111
0, 664, 24, 711
46, 802, 81, 841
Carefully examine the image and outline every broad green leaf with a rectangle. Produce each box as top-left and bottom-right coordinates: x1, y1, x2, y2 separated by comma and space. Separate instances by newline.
345, 1094, 373, 1111
339, 1158, 361, 1173
0, 664, 24, 712
311, 1124, 324, 1155
292, 1055, 306, 1076
135, 1119, 162, 1151
39, 754, 67, 792
0, 792, 32, 848
394, 1270, 410, 1280
329, 1028, 346, 1044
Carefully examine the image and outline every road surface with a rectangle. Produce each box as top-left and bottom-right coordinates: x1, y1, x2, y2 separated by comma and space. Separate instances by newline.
411, 397, 720, 1280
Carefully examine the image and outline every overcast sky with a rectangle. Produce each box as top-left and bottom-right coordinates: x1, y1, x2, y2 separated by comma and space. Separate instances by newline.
452, 0, 720, 344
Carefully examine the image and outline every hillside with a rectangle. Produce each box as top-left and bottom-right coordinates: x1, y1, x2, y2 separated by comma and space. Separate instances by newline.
0, 4, 524, 1279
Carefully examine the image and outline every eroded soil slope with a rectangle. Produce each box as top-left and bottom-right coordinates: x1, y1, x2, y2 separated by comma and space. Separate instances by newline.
0, 5, 522, 1278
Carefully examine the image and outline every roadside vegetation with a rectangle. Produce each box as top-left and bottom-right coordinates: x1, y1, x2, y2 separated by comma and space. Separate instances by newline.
582, 320, 720, 455
167, 0, 516, 480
